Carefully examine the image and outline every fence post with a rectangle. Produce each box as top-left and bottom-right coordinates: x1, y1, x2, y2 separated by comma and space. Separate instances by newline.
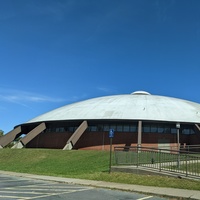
159, 149, 161, 172
186, 152, 188, 177
137, 146, 139, 167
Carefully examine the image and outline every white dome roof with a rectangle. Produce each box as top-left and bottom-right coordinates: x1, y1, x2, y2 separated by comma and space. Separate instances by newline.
27, 92, 200, 124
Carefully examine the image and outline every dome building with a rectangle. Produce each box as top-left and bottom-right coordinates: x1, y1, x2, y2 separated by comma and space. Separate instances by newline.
1, 91, 200, 150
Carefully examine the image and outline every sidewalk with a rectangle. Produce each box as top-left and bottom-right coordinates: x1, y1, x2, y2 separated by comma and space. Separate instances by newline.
0, 170, 200, 200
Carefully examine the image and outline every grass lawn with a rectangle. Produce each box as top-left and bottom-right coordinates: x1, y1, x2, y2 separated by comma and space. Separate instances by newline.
0, 149, 200, 190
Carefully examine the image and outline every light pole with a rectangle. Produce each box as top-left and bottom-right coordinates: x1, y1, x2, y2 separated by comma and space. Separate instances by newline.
176, 123, 180, 168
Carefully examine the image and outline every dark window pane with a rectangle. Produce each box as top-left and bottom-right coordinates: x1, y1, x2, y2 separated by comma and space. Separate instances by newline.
123, 125, 129, 132
158, 125, 164, 133
182, 128, 190, 134
171, 128, 177, 134
164, 126, 171, 133
143, 125, 150, 133
190, 129, 195, 134
97, 125, 104, 131
90, 126, 97, 131
110, 125, 116, 131
104, 125, 109, 131
130, 125, 137, 132
151, 125, 157, 132
117, 125, 123, 132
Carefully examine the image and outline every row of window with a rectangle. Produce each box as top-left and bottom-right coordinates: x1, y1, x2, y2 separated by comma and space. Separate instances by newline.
45, 123, 195, 135
88, 124, 138, 132
142, 123, 195, 135
45, 124, 138, 133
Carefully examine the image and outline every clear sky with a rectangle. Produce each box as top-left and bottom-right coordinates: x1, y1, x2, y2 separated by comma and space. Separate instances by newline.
0, 0, 200, 133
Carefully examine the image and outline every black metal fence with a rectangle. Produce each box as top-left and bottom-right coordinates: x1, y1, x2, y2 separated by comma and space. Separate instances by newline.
114, 146, 200, 179
180, 145, 200, 153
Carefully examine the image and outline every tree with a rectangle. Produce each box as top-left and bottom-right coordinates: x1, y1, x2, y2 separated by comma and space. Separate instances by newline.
0, 130, 3, 137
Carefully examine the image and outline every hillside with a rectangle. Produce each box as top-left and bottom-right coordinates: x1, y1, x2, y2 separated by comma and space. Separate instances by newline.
0, 149, 199, 190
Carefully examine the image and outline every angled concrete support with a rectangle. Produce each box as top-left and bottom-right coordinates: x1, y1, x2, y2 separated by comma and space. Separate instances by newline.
63, 121, 88, 150
63, 142, 73, 150
21, 123, 46, 146
195, 124, 200, 132
11, 141, 24, 149
12, 123, 46, 149
0, 126, 21, 148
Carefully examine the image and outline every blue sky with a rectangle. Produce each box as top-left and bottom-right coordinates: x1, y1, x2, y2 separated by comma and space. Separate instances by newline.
0, 0, 200, 133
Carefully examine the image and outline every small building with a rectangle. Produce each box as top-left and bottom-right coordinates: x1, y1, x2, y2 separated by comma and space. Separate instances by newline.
1, 91, 200, 150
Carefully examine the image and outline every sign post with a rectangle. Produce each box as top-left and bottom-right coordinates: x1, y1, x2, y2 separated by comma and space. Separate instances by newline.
109, 129, 114, 173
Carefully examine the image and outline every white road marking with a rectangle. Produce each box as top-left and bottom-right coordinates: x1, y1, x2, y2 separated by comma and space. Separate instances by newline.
0, 179, 29, 182
0, 182, 92, 200
5, 187, 75, 192
21, 184, 88, 189
1, 184, 47, 191
137, 196, 153, 200
18, 188, 92, 200
0, 194, 21, 199
0, 190, 43, 194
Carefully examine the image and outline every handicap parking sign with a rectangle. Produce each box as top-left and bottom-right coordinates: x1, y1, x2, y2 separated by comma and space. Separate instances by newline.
109, 129, 114, 138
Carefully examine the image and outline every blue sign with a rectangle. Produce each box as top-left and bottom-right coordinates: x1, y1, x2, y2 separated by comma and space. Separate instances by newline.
109, 129, 114, 138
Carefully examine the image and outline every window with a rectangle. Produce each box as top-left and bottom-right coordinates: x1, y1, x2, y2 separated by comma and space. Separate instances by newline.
45, 128, 51, 133
117, 125, 123, 132
143, 124, 150, 133
97, 125, 104, 131
181, 125, 195, 135
163, 125, 171, 133
69, 127, 74, 132
151, 125, 157, 132
123, 125, 129, 132
55, 127, 65, 132
182, 128, 190, 135
171, 128, 177, 134
90, 126, 97, 131
103, 125, 109, 131
130, 125, 137, 133
158, 125, 164, 133
110, 125, 116, 131
190, 129, 195, 134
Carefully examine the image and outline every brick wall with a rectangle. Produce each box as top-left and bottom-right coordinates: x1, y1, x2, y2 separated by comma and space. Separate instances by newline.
26, 130, 198, 150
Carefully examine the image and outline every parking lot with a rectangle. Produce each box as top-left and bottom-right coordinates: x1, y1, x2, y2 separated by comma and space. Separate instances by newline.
0, 173, 167, 200
0, 174, 90, 200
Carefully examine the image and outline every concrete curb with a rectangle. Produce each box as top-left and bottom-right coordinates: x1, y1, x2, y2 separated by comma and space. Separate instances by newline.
0, 170, 200, 200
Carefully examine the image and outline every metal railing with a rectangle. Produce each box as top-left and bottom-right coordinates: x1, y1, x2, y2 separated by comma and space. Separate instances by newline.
180, 144, 200, 153
114, 146, 200, 179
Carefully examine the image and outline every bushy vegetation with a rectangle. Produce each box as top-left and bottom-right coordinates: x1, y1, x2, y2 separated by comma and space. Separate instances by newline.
0, 130, 3, 136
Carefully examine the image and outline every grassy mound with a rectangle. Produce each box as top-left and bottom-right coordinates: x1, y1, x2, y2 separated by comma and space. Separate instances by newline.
0, 149, 199, 190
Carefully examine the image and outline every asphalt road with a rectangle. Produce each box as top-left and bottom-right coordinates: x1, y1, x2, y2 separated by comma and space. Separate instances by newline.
0, 174, 167, 200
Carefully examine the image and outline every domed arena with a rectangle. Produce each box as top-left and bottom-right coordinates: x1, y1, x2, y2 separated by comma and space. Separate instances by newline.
1, 91, 200, 150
